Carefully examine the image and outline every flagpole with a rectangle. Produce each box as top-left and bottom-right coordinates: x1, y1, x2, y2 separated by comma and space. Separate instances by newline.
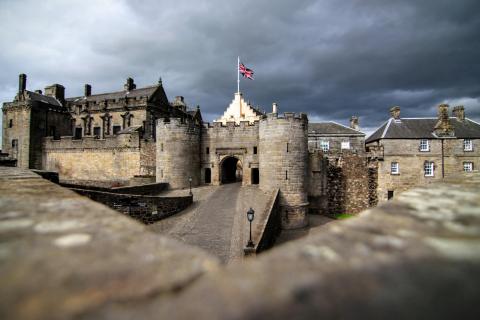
237, 56, 240, 94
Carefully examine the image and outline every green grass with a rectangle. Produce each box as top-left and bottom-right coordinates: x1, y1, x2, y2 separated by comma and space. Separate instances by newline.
332, 213, 356, 220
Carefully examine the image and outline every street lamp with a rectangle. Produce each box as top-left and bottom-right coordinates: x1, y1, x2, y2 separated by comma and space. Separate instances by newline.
188, 176, 192, 196
246, 207, 255, 248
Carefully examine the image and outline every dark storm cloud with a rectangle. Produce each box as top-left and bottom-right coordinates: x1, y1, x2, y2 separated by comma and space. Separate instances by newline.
1, 0, 479, 136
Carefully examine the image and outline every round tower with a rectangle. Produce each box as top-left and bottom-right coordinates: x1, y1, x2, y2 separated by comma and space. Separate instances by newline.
259, 112, 309, 229
156, 117, 201, 189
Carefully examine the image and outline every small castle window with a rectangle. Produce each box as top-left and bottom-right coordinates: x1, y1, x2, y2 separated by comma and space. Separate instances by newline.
161, 143, 164, 152
420, 139, 429, 152
93, 127, 101, 139
463, 162, 473, 172
320, 141, 329, 152
387, 190, 394, 200
464, 139, 473, 151
391, 162, 399, 175
12, 139, 18, 148
341, 141, 350, 150
9, 119, 13, 128
424, 161, 434, 177
285, 170, 288, 180
286, 143, 289, 153
206, 147, 209, 154
253, 146, 257, 154
113, 125, 121, 135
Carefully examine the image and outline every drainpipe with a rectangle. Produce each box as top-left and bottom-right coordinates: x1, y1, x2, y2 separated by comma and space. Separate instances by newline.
441, 138, 445, 178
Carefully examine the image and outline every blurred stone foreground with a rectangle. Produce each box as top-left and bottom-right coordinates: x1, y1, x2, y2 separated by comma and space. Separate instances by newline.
1, 166, 479, 320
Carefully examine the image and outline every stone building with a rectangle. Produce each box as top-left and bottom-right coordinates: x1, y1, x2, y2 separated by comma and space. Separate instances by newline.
366, 105, 480, 202
2, 73, 375, 229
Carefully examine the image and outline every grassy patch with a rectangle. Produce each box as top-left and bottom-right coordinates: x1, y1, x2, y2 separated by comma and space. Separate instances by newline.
332, 213, 356, 220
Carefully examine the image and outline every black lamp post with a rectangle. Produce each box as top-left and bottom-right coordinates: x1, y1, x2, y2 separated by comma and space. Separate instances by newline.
188, 176, 192, 196
247, 207, 255, 248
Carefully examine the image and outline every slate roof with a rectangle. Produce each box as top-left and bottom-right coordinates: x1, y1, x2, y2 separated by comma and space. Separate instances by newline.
366, 118, 480, 143
66, 85, 160, 103
26, 91, 63, 107
308, 122, 365, 136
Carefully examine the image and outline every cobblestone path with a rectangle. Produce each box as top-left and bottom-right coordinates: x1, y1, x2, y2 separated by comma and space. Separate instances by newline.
148, 183, 271, 264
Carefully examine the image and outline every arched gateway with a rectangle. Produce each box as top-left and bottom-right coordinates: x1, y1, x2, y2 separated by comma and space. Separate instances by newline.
220, 156, 242, 184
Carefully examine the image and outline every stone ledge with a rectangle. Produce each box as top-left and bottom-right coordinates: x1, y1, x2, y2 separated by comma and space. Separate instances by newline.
0, 166, 219, 320
1, 167, 480, 319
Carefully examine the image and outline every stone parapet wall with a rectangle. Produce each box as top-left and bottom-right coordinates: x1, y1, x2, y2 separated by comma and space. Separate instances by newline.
71, 188, 192, 224
2, 167, 479, 319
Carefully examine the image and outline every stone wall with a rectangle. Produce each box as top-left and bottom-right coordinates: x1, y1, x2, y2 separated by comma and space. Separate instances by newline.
259, 112, 309, 229
60, 182, 168, 195
244, 189, 281, 256
2, 167, 480, 320
309, 134, 365, 156
201, 121, 259, 185
71, 188, 192, 224
369, 138, 480, 202
156, 117, 201, 189
2, 105, 31, 168
43, 132, 143, 183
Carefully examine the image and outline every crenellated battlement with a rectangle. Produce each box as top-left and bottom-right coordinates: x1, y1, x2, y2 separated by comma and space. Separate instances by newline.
265, 112, 308, 122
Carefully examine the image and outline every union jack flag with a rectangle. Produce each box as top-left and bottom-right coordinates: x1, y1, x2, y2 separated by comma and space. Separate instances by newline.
239, 63, 254, 80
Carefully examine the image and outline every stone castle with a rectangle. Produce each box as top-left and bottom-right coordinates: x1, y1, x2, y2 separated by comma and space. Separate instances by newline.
2, 74, 480, 229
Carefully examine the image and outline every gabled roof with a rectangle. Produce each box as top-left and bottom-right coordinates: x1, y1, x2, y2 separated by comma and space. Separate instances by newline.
26, 91, 63, 107
66, 85, 161, 103
308, 122, 365, 136
366, 118, 480, 143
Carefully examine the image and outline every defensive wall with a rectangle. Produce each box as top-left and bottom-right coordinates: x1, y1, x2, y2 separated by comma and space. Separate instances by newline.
1, 167, 479, 319
42, 130, 156, 184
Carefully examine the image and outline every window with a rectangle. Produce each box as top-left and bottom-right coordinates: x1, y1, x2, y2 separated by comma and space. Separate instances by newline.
93, 127, 101, 139
387, 190, 394, 200
74, 128, 82, 140
8, 119, 13, 128
206, 147, 209, 154
12, 139, 18, 148
161, 143, 164, 152
253, 146, 257, 154
463, 162, 473, 172
113, 125, 121, 135
464, 139, 473, 151
285, 170, 288, 180
341, 141, 350, 149
391, 162, 399, 175
251, 168, 259, 184
320, 141, 329, 152
420, 139, 429, 152
424, 161, 434, 177
286, 143, 289, 153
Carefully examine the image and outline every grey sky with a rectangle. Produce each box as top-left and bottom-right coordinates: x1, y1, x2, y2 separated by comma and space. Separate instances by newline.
1, 0, 479, 137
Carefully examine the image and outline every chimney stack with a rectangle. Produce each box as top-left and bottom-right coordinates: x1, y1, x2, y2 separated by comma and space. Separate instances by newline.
124, 77, 136, 91
390, 106, 401, 120
350, 116, 359, 130
272, 102, 278, 114
44, 84, 65, 103
18, 74, 27, 94
84, 84, 92, 97
434, 104, 454, 137
175, 96, 184, 104
452, 105, 465, 121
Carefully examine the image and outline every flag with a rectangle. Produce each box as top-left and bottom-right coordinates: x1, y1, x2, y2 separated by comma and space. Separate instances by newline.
239, 63, 254, 80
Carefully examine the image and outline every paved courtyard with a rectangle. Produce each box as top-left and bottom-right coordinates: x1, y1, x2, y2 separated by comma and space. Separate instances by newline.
148, 183, 271, 264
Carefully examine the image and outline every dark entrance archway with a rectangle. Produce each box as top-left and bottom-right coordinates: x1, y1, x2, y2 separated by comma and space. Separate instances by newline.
221, 157, 242, 184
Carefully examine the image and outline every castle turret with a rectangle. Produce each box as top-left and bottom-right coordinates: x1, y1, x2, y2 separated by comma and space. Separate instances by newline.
259, 112, 309, 229
156, 117, 201, 189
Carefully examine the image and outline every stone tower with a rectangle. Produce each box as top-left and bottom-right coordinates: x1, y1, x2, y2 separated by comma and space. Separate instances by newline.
259, 112, 309, 229
156, 117, 201, 189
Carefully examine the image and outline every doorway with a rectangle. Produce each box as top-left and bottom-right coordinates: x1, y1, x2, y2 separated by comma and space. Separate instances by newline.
205, 168, 211, 184
221, 157, 242, 184
251, 168, 259, 184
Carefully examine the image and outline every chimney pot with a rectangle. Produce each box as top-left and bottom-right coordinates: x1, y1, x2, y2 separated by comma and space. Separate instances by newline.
84, 84, 92, 97
390, 106, 401, 120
